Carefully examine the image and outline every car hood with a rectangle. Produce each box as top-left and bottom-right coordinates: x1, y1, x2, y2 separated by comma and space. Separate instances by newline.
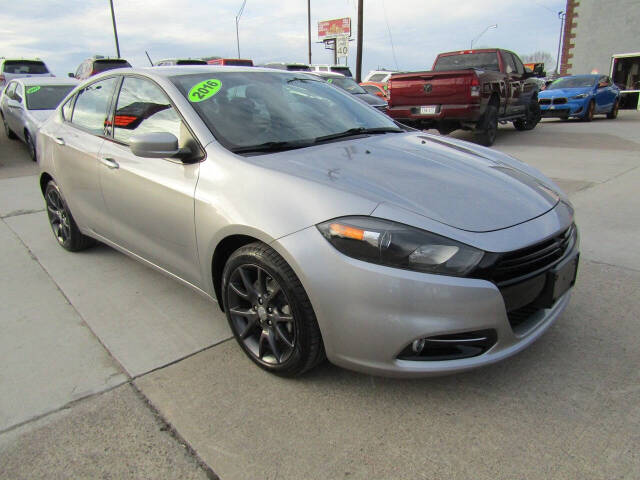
254, 132, 560, 233
540, 86, 593, 98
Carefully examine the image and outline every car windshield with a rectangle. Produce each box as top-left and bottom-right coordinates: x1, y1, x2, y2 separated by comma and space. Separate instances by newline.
327, 77, 367, 94
25, 85, 75, 110
368, 73, 387, 82
547, 76, 596, 89
433, 52, 500, 72
171, 72, 400, 152
3, 60, 49, 74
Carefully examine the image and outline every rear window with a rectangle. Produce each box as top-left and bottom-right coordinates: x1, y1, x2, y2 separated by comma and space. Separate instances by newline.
286, 65, 311, 72
3, 60, 49, 74
221, 59, 254, 66
434, 52, 499, 72
368, 73, 387, 82
176, 59, 208, 65
93, 60, 131, 73
25, 85, 76, 110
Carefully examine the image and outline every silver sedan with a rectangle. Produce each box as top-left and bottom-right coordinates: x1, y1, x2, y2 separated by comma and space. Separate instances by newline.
1, 77, 78, 161
37, 67, 579, 377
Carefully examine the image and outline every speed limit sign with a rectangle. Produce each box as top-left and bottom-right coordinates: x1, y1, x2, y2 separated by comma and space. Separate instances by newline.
336, 36, 349, 59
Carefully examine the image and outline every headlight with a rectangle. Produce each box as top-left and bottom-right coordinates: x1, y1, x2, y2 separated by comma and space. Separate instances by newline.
571, 93, 588, 99
317, 217, 484, 276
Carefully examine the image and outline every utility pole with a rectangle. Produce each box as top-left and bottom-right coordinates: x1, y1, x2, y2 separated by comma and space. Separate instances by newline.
307, 0, 312, 65
556, 11, 566, 75
235, 0, 248, 58
356, 0, 363, 82
109, 0, 121, 58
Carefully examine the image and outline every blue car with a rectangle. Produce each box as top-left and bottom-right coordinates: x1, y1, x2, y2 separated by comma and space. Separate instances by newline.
538, 74, 620, 121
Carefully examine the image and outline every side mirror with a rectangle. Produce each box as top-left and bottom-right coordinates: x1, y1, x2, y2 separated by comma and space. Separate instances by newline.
130, 132, 181, 158
68, 73, 75, 78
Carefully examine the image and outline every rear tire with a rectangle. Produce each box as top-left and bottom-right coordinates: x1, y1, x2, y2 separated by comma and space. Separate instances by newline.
222, 242, 325, 376
583, 100, 595, 122
513, 101, 541, 131
606, 99, 619, 119
3, 116, 17, 140
474, 105, 498, 146
44, 180, 96, 252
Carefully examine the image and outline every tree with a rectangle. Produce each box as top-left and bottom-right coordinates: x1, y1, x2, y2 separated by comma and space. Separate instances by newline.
520, 51, 555, 71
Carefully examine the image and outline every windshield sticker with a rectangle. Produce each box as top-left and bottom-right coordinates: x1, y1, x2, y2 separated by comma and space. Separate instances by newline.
26, 86, 41, 94
327, 78, 333, 83
188, 79, 221, 102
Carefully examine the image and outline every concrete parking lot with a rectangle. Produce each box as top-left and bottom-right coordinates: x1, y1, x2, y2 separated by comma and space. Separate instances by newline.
1, 113, 639, 479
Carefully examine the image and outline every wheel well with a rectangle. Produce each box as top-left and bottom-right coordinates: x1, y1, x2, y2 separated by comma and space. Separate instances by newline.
211, 234, 260, 311
40, 172, 53, 196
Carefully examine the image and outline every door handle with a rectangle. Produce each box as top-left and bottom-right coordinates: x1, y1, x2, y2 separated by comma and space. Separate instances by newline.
99, 157, 119, 169
54, 137, 65, 146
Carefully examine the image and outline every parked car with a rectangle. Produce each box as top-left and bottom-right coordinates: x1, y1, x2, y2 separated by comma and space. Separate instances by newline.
261, 62, 311, 72
360, 82, 387, 99
310, 64, 353, 77
37, 67, 578, 378
538, 74, 620, 121
311, 71, 388, 112
387, 48, 541, 146
155, 59, 207, 66
0, 58, 53, 88
207, 58, 254, 66
1, 77, 77, 161
72, 56, 131, 80
363, 70, 398, 83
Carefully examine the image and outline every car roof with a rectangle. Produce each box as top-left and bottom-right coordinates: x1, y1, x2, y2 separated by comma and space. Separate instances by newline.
11, 77, 78, 86
309, 71, 346, 78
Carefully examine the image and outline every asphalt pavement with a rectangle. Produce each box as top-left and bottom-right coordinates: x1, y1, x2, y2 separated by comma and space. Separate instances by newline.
1, 113, 639, 479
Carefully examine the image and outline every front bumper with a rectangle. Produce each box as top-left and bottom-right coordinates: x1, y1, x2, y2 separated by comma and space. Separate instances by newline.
539, 98, 588, 118
274, 219, 577, 378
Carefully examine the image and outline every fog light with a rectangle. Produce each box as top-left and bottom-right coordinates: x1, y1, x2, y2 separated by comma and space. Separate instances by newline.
411, 338, 426, 353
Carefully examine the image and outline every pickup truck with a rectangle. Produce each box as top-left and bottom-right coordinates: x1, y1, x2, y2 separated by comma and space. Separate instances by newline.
387, 48, 541, 146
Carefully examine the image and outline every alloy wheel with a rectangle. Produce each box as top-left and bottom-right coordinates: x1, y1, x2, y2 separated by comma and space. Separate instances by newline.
227, 264, 296, 365
46, 187, 71, 245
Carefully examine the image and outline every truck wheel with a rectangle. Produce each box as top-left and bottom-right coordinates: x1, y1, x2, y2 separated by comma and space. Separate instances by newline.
474, 105, 498, 146
513, 101, 541, 131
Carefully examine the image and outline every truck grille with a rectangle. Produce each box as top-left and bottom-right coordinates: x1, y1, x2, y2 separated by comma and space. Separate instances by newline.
490, 224, 576, 285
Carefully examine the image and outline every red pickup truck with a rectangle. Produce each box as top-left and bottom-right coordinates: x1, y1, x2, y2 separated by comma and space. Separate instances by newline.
387, 49, 541, 146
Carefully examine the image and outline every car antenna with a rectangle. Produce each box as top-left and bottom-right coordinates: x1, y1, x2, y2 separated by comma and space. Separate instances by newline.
145, 51, 154, 66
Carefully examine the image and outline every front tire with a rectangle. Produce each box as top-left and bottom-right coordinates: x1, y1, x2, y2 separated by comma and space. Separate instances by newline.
222, 242, 325, 376
474, 105, 498, 146
513, 101, 541, 131
44, 180, 95, 251
607, 99, 619, 119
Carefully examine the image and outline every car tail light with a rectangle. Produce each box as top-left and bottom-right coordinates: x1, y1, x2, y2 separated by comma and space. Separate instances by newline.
470, 75, 480, 97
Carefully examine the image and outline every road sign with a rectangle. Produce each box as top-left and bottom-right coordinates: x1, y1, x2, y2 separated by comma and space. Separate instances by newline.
336, 36, 349, 59
318, 18, 351, 40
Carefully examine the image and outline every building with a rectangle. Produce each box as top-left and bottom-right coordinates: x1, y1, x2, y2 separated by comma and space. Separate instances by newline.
561, 0, 639, 108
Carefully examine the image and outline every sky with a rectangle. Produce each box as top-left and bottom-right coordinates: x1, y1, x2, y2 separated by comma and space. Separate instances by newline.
0, 0, 566, 77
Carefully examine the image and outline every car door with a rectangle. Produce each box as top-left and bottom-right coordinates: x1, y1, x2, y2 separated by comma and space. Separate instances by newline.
2, 82, 17, 127
6, 82, 25, 136
503, 52, 525, 115
595, 76, 615, 112
98, 75, 202, 287
51, 76, 119, 235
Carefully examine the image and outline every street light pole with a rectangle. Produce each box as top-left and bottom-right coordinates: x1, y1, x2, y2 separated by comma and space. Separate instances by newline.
235, 0, 248, 59
356, 0, 363, 82
556, 11, 566, 75
307, 0, 312, 64
109, 0, 121, 58
470, 24, 497, 49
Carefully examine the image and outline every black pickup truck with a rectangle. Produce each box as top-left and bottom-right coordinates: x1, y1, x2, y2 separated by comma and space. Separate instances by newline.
387, 49, 542, 146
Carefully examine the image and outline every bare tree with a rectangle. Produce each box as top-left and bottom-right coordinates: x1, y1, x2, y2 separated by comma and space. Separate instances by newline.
520, 51, 555, 71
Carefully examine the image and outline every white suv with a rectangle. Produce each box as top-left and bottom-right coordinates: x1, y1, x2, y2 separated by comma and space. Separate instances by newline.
362, 70, 398, 83
0, 58, 53, 89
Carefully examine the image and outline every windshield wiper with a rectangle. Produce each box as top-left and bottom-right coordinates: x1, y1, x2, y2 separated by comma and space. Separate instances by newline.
313, 127, 403, 144
230, 140, 313, 154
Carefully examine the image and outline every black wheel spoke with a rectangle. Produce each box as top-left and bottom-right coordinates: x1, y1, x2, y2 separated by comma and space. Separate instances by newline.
227, 263, 297, 366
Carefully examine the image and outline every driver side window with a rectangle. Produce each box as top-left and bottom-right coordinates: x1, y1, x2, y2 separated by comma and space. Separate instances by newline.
503, 53, 516, 74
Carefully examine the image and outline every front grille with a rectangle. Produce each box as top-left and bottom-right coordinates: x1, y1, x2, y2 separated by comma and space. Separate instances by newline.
538, 98, 551, 105
552, 97, 567, 105
490, 224, 576, 285
507, 304, 541, 329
